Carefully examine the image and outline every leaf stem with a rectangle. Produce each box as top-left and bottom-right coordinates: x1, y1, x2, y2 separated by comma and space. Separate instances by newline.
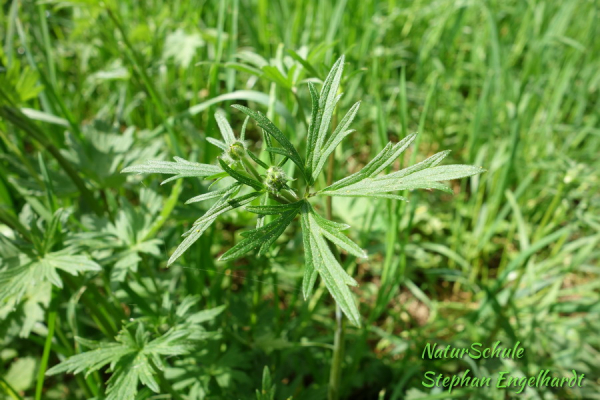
241, 155, 262, 182
328, 305, 345, 400
325, 149, 345, 400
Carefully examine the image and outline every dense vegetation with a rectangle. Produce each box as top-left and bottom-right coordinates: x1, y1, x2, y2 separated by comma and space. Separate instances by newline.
0, 0, 598, 399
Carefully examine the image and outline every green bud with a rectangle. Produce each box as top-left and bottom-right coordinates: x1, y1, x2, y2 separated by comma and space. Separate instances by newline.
228, 141, 245, 160
265, 166, 286, 193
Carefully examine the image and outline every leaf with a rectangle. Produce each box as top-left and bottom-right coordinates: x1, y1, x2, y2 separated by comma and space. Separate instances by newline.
185, 183, 239, 205
377, 149, 451, 181
47, 321, 209, 400
312, 212, 366, 259
286, 48, 321, 79
168, 189, 261, 266
111, 252, 142, 282
254, 193, 270, 230
323, 164, 485, 198
187, 305, 227, 324
313, 56, 345, 172
0, 250, 101, 306
231, 105, 306, 178
121, 157, 222, 185
312, 101, 360, 179
256, 365, 276, 400
300, 202, 361, 326
318, 133, 486, 200
304, 82, 320, 181
245, 202, 305, 215
323, 133, 418, 192
214, 110, 236, 145
223, 61, 263, 76
219, 201, 302, 261
206, 137, 227, 151
262, 66, 292, 89
162, 29, 204, 68
246, 149, 269, 169
46, 339, 135, 377
300, 213, 319, 300
240, 116, 250, 141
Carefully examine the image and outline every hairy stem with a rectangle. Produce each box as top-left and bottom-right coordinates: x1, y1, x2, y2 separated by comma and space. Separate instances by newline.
326, 150, 345, 400
241, 157, 262, 182
328, 305, 345, 400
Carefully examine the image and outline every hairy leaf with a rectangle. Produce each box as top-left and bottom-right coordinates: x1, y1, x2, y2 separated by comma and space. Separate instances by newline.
185, 183, 239, 205
300, 202, 361, 326
305, 56, 346, 183
231, 105, 306, 178
214, 110, 236, 145
220, 201, 302, 261
323, 164, 484, 198
323, 134, 418, 192
312, 101, 361, 179
121, 157, 222, 185
0, 250, 101, 306
168, 188, 261, 266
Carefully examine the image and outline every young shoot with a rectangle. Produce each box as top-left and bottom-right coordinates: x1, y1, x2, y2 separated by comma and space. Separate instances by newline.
122, 55, 485, 326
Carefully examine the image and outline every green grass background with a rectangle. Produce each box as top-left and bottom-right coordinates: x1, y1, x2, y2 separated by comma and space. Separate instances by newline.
0, 0, 599, 399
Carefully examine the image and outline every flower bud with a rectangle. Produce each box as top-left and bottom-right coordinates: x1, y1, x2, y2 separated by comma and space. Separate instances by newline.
265, 166, 286, 193
228, 141, 245, 160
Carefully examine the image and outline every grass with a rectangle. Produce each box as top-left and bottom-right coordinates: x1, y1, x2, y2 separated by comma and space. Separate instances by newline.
1, 0, 599, 399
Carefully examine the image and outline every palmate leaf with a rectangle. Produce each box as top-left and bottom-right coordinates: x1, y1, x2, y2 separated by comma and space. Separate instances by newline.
168, 188, 261, 266
121, 156, 222, 185
323, 133, 418, 192
300, 202, 362, 326
0, 250, 101, 305
46, 322, 204, 400
219, 201, 303, 261
321, 135, 485, 198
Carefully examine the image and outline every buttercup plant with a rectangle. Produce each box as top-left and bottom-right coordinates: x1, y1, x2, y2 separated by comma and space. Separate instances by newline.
122, 55, 484, 327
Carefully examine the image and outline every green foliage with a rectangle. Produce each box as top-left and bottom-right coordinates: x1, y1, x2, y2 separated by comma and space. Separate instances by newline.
0, 209, 101, 337
256, 366, 277, 400
1, 1, 598, 399
121, 157, 223, 185
46, 310, 222, 400
122, 56, 483, 326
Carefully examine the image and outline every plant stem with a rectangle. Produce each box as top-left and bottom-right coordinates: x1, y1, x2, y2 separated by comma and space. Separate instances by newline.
325, 149, 345, 400
328, 304, 345, 400
35, 306, 56, 400
241, 155, 262, 182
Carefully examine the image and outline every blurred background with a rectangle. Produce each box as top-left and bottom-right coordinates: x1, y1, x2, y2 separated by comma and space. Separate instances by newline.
0, 0, 599, 399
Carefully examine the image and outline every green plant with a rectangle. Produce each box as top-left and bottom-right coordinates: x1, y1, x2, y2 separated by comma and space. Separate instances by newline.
2, 1, 599, 398
123, 55, 484, 327
46, 299, 225, 400
122, 56, 483, 399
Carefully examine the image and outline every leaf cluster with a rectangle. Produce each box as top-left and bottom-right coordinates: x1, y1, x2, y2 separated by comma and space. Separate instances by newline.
122, 55, 484, 326
46, 301, 224, 400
